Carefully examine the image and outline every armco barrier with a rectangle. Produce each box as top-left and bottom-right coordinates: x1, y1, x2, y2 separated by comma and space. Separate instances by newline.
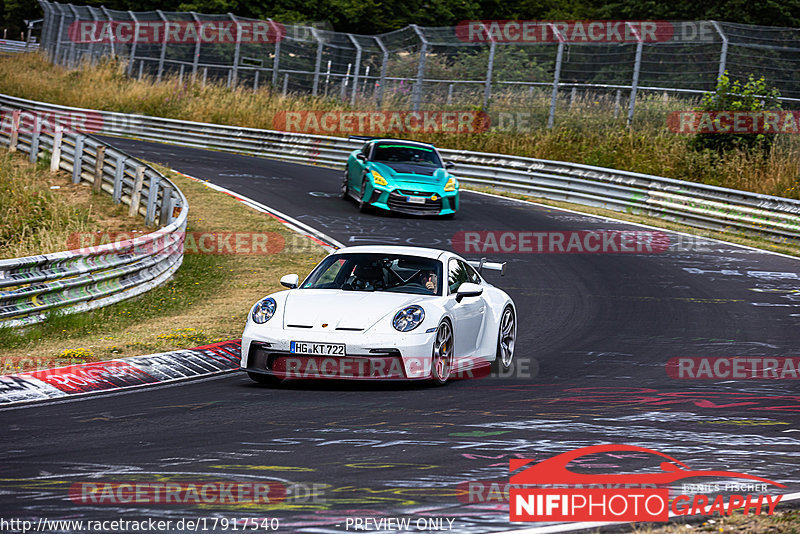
0, 100, 188, 327
1, 93, 799, 246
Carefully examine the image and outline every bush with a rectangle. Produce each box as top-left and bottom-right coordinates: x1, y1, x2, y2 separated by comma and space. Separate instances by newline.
690, 73, 782, 155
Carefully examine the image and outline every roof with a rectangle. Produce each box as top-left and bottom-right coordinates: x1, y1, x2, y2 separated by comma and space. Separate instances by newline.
332, 245, 448, 260
370, 139, 436, 148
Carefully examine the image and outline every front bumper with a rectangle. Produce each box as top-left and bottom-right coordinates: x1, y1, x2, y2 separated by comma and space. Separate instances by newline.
366, 186, 458, 215
241, 328, 438, 380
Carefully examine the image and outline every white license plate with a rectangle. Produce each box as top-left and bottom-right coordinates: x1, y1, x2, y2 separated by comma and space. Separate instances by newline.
290, 341, 345, 355
406, 196, 426, 204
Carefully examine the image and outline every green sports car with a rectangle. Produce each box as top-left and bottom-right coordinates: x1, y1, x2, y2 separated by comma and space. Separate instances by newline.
341, 139, 459, 216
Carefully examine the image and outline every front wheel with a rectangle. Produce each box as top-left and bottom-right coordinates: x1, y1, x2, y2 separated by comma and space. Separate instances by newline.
431, 320, 454, 385
492, 306, 516, 374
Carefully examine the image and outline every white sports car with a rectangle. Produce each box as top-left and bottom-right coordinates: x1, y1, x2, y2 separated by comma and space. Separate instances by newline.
240, 245, 516, 385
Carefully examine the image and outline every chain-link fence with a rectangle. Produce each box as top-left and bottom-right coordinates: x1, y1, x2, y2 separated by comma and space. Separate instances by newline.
38, 0, 800, 127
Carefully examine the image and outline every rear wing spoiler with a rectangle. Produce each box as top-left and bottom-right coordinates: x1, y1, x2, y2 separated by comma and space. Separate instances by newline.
467, 258, 507, 276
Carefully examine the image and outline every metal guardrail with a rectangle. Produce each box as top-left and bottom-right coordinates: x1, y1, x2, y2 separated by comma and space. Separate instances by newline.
0, 99, 188, 327
0, 39, 38, 53
1, 92, 798, 250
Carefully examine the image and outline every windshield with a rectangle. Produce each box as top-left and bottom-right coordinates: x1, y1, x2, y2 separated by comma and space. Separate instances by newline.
301, 253, 443, 295
372, 144, 442, 167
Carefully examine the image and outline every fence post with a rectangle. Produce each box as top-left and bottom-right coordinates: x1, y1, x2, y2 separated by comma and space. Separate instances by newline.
269, 19, 281, 86
347, 34, 362, 106
86, 6, 99, 61
129, 165, 145, 217
483, 26, 496, 110
29, 115, 42, 163
282, 73, 289, 96
626, 22, 643, 127
547, 23, 565, 129
159, 184, 174, 226
156, 10, 168, 82
51, 2, 65, 64
710, 20, 728, 83
311, 28, 324, 96
374, 36, 388, 107
72, 135, 84, 183
51, 126, 63, 172
410, 25, 428, 112
613, 88, 621, 119
8, 110, 20, 152
190, 12, 201, 79
93, 145, 106, 192
67, 4, 81, 67
100, 7, 115, 58
229, 13, 241, 87
127, 11, 138, 77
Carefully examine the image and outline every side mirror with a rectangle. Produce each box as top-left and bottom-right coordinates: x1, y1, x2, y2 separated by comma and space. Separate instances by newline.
444, 161, 455, 170
356, 153, 367, 162
455, 282, 483, 303
280, 274, 299, 289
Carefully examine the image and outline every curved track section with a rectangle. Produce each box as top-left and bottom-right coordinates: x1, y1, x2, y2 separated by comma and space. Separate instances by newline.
1, 138, 799, 532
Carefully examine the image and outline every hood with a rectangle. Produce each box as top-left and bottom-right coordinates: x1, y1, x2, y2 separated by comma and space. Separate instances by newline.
282, 289, 426, 331
372, 162, 448, 185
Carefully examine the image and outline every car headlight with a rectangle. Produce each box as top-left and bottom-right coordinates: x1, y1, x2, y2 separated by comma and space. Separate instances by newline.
393, 305, 425, 332
251, 297, 277, 324
371, 170, 388, 186
444, 177, 457, 192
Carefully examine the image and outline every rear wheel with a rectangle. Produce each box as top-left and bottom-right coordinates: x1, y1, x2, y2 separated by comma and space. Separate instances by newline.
247, 372, 281, 386
492, 306, 516, 374
431, 320, 454, 385
340, 170, 350, 199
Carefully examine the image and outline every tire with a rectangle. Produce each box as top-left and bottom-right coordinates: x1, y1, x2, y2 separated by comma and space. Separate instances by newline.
247, 371, 282, 386
340, 169, 350, 200
492, 306, 516, 375
358, 178, 371, 213
430, 319, 454, 385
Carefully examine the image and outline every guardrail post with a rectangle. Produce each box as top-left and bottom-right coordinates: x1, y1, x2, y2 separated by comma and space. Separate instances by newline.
93, 145, 105, 192
113, 154, 127, 202
311, 28, 324, 96
374, 36, 388, 107
269, 19, 281, 87
229, 13, 241, 87
710, 21, 728, 83
159, 183, 174, 226
156, 10, 168, 82
29, 114, 42, 163
410, 25, 428, 112
72, 135, 84, 183
483, 25, 496, 111
129, 165, 145, 217
127, 11, 138, 77
626, 22, 643, 127
8, 110, 20, 152
145, 172, 160, 226
547, 23, 565, 129
347, 34, 362, 106
50, 125, 63, 171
